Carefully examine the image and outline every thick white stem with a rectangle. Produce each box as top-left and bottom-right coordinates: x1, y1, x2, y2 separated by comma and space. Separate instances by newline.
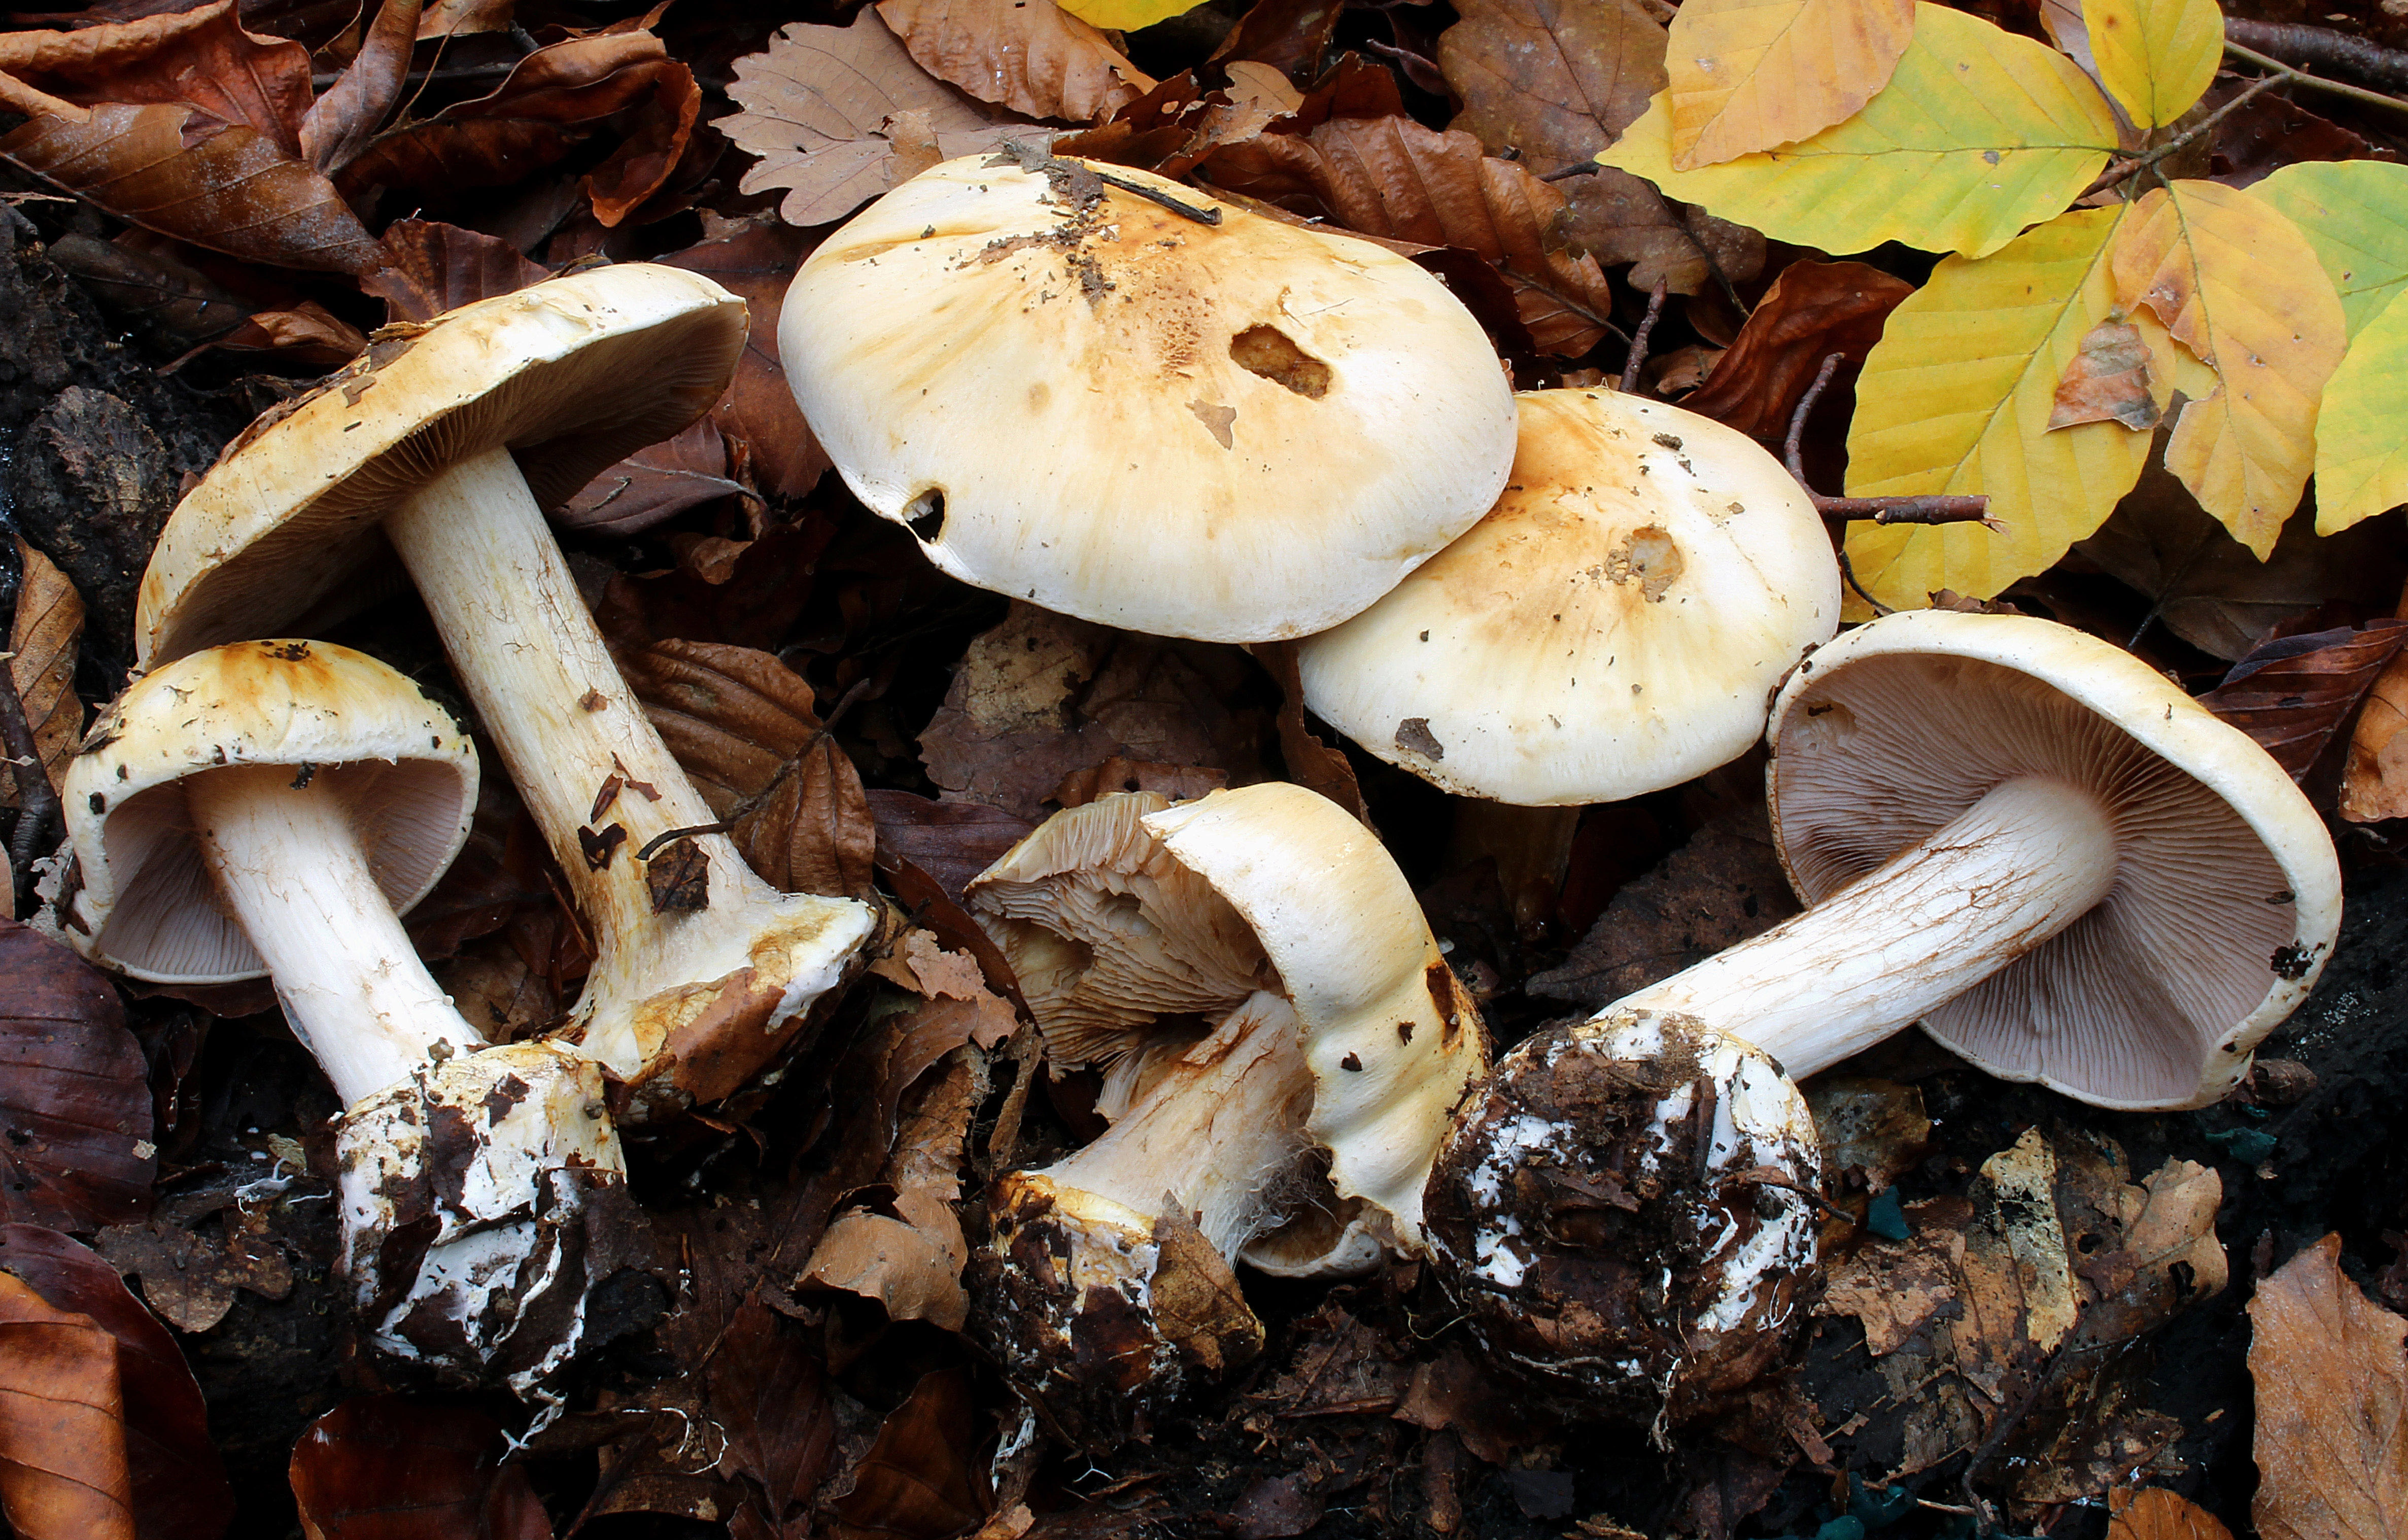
1045, 991, 1313, 1257
188, 764, 485, 1106
1614, 776, 2118, 1078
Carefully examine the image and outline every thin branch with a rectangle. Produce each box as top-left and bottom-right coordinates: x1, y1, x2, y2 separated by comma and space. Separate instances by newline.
2078, 67, 2297, 198
1786, 353, 1999, 532
1785, 354, 1843, 483
1538, 162, 1600, 182
2223, 39, 2408, 115
2225, 17, 2408, 94
1619, 278, 1668, 397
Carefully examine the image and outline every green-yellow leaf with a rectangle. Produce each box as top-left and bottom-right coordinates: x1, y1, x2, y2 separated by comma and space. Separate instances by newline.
2085, 0, 2220, 128
1598, 3, 2118, 258
2111, 179, 2346, 557
1664, 0, 1917, 169
2249, 160, 2408, 337
2313, 290, 2408, 534
1056, 0, 1208, 31
1844, 205, 2154, 610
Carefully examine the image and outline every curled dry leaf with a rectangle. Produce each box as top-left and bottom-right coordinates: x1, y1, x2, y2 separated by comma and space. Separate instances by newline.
557, 418, 752, 538
0, 1226, 230, 1540
723, 11, 1026, 231
3, 539, 82, 809
877, 0, 1153, 124
298, 0, 421, 176
0, 0, 313, 151
289, 1395, 552, 1540
94, 1185, 293, 1334
1678, 259, 1913, 439
0, 921, 155, 1233
2248, 1234, 2408, 1540
2198, 620, 2408, 780
0, 105, 378, 274
213, 301, 368, 369
0, 1269, 131, 1540
2343, 584, 2408, 822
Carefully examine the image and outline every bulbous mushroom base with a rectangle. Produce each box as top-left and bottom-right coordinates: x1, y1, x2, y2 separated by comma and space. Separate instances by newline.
336, 1039, 628, 1397
972, 1174, 1264, 1450
1422, 1009, 1820, 1426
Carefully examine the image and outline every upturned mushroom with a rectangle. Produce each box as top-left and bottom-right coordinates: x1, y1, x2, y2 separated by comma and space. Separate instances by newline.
60, 640, 625, 1387
1424, 609, 2342, 1419
1295, 389, 1841, 804
135, 266, 876, 1119
966, 784, 1486, 1446
780, 149, 1519, 642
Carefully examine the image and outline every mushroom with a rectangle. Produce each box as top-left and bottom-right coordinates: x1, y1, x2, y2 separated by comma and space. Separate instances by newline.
966, 784, 1486, 1445
135, 266, 877, 1119
1295, 389, 1840, 804
1423, 609, 2342, 1419
779, 150, 1519, 643
59, 640, 625, 1386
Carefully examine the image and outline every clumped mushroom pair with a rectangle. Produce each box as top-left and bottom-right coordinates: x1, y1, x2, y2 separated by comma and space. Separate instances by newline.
1423, 609, 2343, 1421
963, 783, 1486, 1446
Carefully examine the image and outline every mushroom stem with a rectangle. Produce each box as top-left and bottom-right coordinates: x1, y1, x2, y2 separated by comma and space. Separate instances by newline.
188, 763, 485, 1106
382, 447, 872, 1103
1615, 775, 2118, 1074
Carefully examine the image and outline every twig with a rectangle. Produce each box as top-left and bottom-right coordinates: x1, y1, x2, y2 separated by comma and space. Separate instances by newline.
634, 822, 736, 863
0, 664, 55, 898
2223, 39, 2408, 115
2077, 68, 2298, 198
1539, 162, 1600, 182
1620, 278, 1668, 397
1785, 353, 1999, 530
1093, 170, 1222, 225
2226, 17, 2408, 94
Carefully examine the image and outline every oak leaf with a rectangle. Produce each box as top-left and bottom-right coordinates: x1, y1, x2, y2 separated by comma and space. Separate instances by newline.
1663, 0, 1916, 169
2247, 1234, 2408, 1540
0, 1269, 131, 1540
877, 0, 1153, 123
3, 541, 80, 809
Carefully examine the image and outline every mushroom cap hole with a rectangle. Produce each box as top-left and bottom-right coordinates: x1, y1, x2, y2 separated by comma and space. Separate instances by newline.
1770, 613, 2340, 1109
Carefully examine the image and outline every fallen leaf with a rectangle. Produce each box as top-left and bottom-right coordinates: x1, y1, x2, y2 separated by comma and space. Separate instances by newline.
1679, 258, 1913, 439
2248, 1234, 2408, 1540
1213, 0, 1345, 79
1436, 0, 1665, 173
1600, 4, 2118, 260
0, 0, 314, 150
557, 418, 752, 538
0, 922, 154, 1233
829, 1370, 991, 1538
2109, 1488, 2234, 1540
0, 1269, 131, 1540
360, 218, 547, 320
289, 1395, 552, 1540
2208, 88, 2361, 192
867, 792, 1035, 905
707, 1300, 840, 1540
2198, 620, 2408, 779
2248, 159, 2408, 337
299, 0, 421, 175
2111, 180, 2346, 557
0, 104, 379, 273
660, 220, 833, 501
1559, 170, 1764, 297
92, 1187, 293, 1334
43, 235, 244, 355
803, 1195, 970, 1331
2309, 289, 2408, 537
3, 540, 81, 808
0, 1226, 230, 1540
212, 300, 367, 369
2048, 316, 2161, 432
1663, 0, 1916, 169
2086, 0, 2221, 129
1053, 756, 1227, 808
878, 0, 1154, 123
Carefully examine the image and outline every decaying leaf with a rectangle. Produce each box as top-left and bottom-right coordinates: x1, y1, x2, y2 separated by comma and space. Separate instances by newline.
1436, 0, 1665, 172
2048, 316, 2161, 432
1679, 258, 1912, 439
1663, 0, 1916, 169
2248, 1234, 2408, 1540
93, 1185, 292, 1334
361, 218, 546, 321
0, 1269, 132, 1540
829, 1369, 992, 1537
877, 0, 1152, 123
3, 540, 82, 809
0, 0, 313, 149
289, 1395, 551, 1540
2199, 621, 2408, 780
2108, 1488, 2234, 1540
0, 923, 154, 1233
558, 418, 753, 538
660, 219, 834, 502
2111, 180, 2347, 557
298, 0, 422, 177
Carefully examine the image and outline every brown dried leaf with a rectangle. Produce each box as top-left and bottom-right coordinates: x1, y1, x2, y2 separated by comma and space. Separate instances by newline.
290, 1395, 552, 1540
2109, 1489, 2234, 1540
1213, 0, 1343, 79
4, 540, 81, 809
43, 235, 244, 354
0, 1227, 228, 1540
1436, 0, 1665, 172
2199, 620, 2408, 780
723, 11, 1025, 231
866, 792, 1034, 905
361, 218, 547, 322
878, 0, 1153, 123
802, 1189, 970, 1331
1150, 1205, 1262, 1375
0, 0, 314, 151
2344, 600, 2408, 823
660, 220, 833, 501
0, 1269, 131, 1540
1558, 169, 1764, 298
829, 1369, 990, 1539
2249, 1234, 2408, 1540
557, 418, 751, 538
1049, 72, 1291, 181
92, 1191, 292, 1334
1253, 640, 1367, 827
0, 924, 153, 1233
213, 300, 367, 369
0, 105, 377, 274
708, 1300, 840, 1539
1529, 808, 1797, 1006
1052, 756, 1227, 809
2049, 316, 2162, 432
2208, 88, 2362, 192
1680, 259, 1913, 439
299, 0, 420, 174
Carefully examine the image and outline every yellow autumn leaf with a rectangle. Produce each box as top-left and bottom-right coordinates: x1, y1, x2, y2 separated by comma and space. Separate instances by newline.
1844, 205, 2155, 610
1056, 0, 1208, 29
1664, 0, 1917, 169
2249, 160, 2408, 337
2111, 180, 2346, 557
2086, 0, 2221, 128
2313, 290, 2408, 534
1599, 3, 2118, 258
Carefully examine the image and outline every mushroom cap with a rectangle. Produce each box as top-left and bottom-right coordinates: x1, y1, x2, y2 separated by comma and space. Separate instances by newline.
1769, 609, 2343, 1109
139, 265, 747, 667
779, 153, 1518, 642
1294, 389, 1840, 804
968, 783, 1487, 1270
62, 640, 477, 985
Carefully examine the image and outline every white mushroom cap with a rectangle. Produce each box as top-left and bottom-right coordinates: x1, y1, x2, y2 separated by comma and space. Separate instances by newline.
1294, 390, 1840, 805
62, 640, 475, 984
1769, 609, 2343, 1109
780, 153, 1518, 642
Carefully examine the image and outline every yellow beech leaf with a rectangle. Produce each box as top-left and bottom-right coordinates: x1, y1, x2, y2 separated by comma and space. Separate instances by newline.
2313, 291, 2408, 535
1844, 205, 2154, 611
2111, 180, 2346, 557
1664, 0, 1917, 169
2249, 160, 2408, 337
1599, 3, 2117, 258
1054, 0, 1209, 28
2086, 0, 2220, 128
